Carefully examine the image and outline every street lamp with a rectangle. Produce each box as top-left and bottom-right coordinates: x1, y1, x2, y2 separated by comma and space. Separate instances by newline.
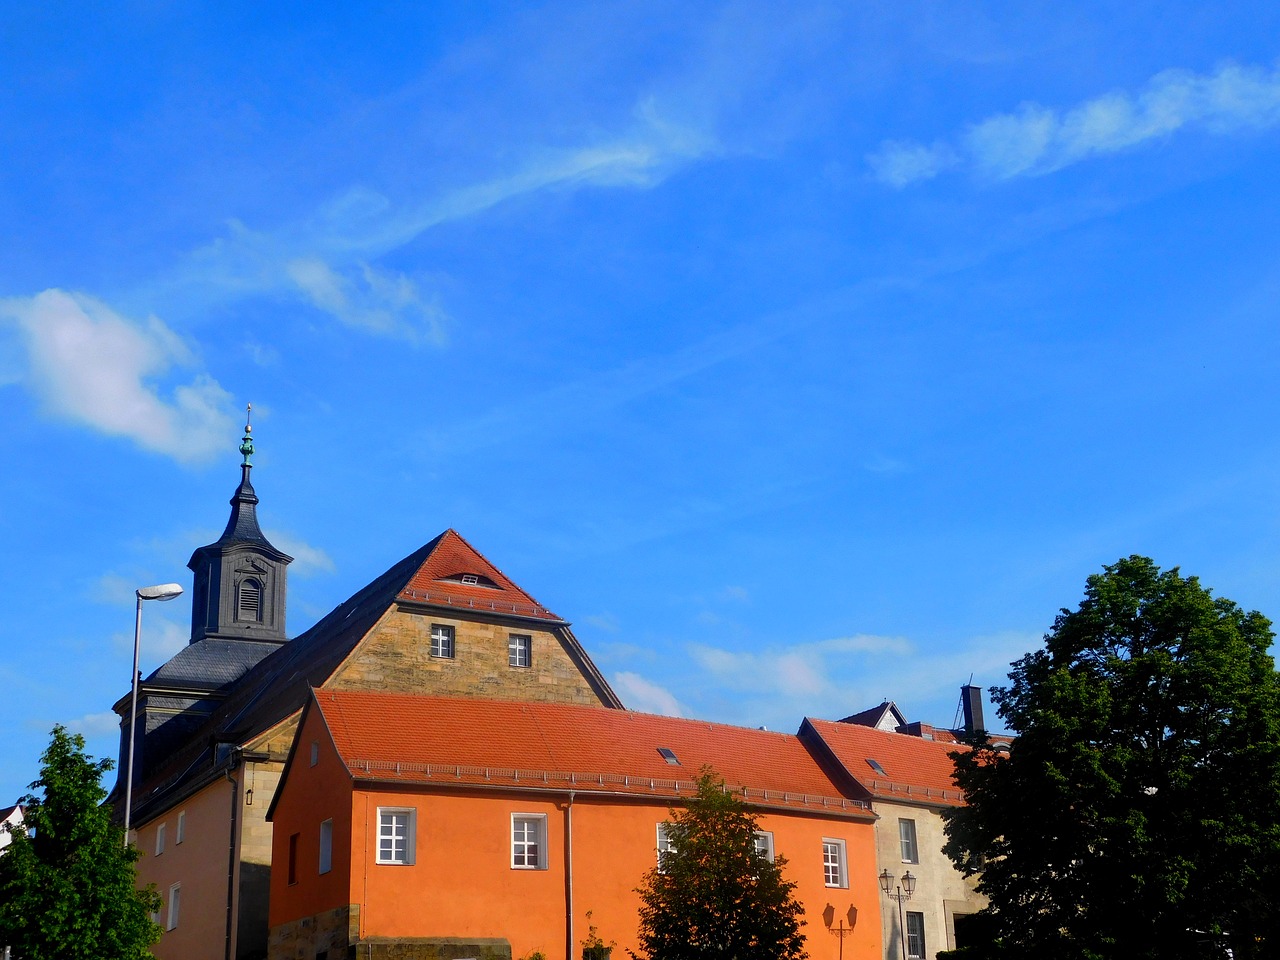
124, 583, 184, 843
879, 869, 916, 960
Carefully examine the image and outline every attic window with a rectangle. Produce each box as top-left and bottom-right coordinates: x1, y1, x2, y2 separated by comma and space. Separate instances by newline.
439, 572, 498, 589
237, 578, 262, 622
657, 748, 680, 765
866, 758, 887, 776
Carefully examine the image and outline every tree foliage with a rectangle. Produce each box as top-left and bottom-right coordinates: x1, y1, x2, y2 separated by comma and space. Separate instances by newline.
633, 768, 807, 960
0, 726, 161, 960
944, 556, 1280, 960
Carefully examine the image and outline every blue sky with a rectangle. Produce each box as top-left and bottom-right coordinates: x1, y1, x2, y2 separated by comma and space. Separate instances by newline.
3, 1, 1280, 803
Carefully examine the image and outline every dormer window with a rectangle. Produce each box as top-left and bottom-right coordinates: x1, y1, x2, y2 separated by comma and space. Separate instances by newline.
237, 578, 263, 622
438, 571, 498, 589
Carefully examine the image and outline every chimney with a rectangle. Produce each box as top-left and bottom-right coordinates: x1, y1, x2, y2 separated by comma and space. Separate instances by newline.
961, 684, 985, 735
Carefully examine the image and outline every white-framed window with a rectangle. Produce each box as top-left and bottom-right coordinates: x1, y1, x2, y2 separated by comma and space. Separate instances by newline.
754, 830, 775, 862
166, 882, 181, 930
376, 808, 415, 865
175, 811, 186, 845
511, 814, 548, 869
310, 740, 320, 766
656, 822, 676, 871
430, 624, 455, 659
899, 818, 919, 863
319, 819, 333, 874
508, 634, 532, 667
155, 822, 166, 856
905, 911, 926, 959
822, 838, 847, 888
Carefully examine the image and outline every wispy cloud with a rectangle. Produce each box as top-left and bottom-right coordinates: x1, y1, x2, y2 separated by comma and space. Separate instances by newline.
168, 101, 714, 341
612, 671, 685, 716
68, 711, 121, 739
0, 290, 235, 462
870, 60, 1280, 186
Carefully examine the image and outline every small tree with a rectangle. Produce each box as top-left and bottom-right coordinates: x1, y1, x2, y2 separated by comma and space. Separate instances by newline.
0, 726, 161, 960
944, 556, 1280, 960
633, 768, 807, 960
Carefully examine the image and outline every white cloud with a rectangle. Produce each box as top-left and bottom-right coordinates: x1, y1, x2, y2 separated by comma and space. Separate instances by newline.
272, 534, 336, 576
612, 671, 684, 716
872, 59, 1280, 186
0, 290, 235, 462
68, 711, 122, 738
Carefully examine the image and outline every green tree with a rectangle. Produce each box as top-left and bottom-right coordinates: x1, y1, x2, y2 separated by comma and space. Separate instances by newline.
633, 768, 807, 960
944, 556, 1280, 960
0, 726, 161, 960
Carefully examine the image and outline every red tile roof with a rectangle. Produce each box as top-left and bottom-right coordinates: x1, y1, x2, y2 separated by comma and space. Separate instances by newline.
311, 690, 872, 819
397, 529, 563, 621
802, 717, 968, 807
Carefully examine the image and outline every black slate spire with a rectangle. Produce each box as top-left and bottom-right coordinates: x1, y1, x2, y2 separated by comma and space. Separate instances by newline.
187, 406, 293, 644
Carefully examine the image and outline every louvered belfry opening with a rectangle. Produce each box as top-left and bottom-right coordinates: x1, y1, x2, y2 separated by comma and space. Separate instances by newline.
238, 577, 263, 622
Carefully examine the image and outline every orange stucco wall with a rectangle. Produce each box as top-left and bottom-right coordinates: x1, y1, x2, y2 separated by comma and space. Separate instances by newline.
271, 708, 883, 960
136, 776, 236, 960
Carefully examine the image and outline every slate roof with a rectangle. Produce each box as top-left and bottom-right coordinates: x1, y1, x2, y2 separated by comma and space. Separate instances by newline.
800, 717, 968, 807
121, 532, 621, 822
188, 465, 291, 564
838, 700, 907, 731
144, 639, 283, 691
289, 689, 873, 819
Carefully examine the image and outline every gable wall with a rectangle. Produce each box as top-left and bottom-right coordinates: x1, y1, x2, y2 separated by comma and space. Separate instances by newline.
326, 607, 608, 706
870, 799, 984, 959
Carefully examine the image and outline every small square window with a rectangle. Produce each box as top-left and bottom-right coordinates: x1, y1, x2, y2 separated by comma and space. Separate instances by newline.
905, 911, 926, 959
899, 818, 919, 863
431, 624, 455, 659
754, 831, 775, 862
823, 839, 847, 888
377, 808, 416, 865
176, 811, 186, 845
155, 823, 166, 857
511, 814, 548, 869
319, 819, 333, 874
167, 883, 181, 930
508, 634, 531, 668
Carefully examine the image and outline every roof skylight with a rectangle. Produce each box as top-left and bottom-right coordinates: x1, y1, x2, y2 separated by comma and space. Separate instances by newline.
657, 747, 680, 765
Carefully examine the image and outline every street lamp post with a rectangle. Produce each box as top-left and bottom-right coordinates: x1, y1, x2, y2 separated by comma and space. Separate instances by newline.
879, 869, 916, 960
124, 583, 184, 844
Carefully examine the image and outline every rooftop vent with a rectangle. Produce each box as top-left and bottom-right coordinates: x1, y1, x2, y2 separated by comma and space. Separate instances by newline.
657, 747, 680, 765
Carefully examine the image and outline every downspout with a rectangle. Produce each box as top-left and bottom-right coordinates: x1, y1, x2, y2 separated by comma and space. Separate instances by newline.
565, 791, 575, 960
224, 758, 240, 960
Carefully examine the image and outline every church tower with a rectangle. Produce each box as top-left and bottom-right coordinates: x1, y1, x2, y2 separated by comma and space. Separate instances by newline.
188, 408, 292, 644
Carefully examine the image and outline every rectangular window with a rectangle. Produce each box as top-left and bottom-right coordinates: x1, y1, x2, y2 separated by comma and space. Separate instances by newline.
754, 830, 775, 862
310, 740, 320, 766
377, 808, 415, 865
288, 833, 299, 885
166, 883, 181, 930
823, 839, 847, 888
319, 819, 333, 874
175, 811, 186, 845
430, 624, 455, 659
508, 634, 532, 667
511, 814, 547, 869
905, 911, 925, 959
899, 818, 919, 863
155, 823, 166, 856
656, 822, 676, 872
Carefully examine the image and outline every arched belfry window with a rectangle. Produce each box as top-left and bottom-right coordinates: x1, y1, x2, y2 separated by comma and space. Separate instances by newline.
237, 578, 263, 622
